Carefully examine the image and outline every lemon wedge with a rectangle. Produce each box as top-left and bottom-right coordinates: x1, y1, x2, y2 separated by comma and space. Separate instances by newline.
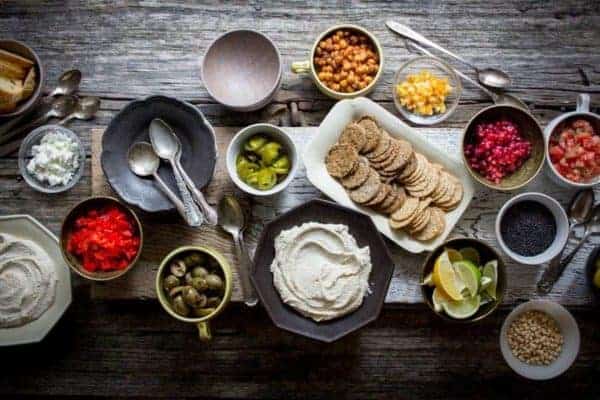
432, 251, 465, 301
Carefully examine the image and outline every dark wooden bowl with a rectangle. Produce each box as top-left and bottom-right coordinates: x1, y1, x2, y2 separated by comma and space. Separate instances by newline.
585, 245, 600, 302
461, 104, 545, 191
0, 39, 44, 118
251, 198, 395, 342
60, 196, 143, 281
420, 237, 507, 323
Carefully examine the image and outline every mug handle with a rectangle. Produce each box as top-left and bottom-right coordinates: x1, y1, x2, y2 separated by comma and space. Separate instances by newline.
197, 321, 212, 341
291, 60, 311, 75
576, 93, 590, 112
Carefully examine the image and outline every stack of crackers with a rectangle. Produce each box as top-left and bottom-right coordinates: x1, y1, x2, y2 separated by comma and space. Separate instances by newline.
325, 116, 463, 242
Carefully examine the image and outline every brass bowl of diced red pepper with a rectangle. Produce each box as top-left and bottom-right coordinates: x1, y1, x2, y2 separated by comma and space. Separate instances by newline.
60, 196, 143, 281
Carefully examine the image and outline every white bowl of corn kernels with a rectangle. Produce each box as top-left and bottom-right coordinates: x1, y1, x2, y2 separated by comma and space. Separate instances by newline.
393, 56, 461, 126
499, 300, 580, 380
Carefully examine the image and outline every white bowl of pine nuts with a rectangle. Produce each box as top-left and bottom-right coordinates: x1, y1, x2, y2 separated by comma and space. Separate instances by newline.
291, 24, 384, 99
500, 300, 580, 380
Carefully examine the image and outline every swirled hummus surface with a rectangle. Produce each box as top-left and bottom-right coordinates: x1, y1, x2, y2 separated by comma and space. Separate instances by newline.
271, 222, 371, 322
0, 233, 57, 328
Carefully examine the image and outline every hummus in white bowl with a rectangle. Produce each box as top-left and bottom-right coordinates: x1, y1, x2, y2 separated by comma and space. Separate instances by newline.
270, 222, 372, 322
0, 233, 57, 328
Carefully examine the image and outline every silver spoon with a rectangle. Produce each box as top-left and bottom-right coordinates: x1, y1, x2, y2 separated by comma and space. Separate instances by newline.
127, 142, 194, 225
0, 70, 81, 137
57, 96, 101, 125
149, 119, 203, 227
538, 203, 600, 293
47, 69, 82, 98
149, 118, 218, 225
406, 41, 528, 110
218, 195, 258, 307
0, 95, 77, 150
386, 21, 512, 89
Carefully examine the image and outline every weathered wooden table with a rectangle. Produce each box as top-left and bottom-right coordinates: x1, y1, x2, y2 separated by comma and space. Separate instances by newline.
1, 1, 599, 398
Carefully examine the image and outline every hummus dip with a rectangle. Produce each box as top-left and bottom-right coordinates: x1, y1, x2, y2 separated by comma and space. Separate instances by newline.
0, 233, 57, 328
270, 222, 372, 322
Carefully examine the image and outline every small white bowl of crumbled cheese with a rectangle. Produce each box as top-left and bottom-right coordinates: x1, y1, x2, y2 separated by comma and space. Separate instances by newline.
500, 300, 580, 380
18, 125, 85, 193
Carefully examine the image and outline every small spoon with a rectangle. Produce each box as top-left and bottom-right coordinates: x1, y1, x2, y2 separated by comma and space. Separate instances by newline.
406, 41, 528, 110
57, 96, 101, 125
386, 21, 512, 89
149, 118, 218, 225
149, 119, 203, 227
0, 95, 77, 155
47, 69, 82, 98
218, 195, 258, 307
127, 142, 193, 224
538, 203, 600, 293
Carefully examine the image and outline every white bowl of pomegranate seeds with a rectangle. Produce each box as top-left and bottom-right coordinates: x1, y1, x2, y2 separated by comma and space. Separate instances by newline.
461, 105, 545, 191
500, 300, 580, 380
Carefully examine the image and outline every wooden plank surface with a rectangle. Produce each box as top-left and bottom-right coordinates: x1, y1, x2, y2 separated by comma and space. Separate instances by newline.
89, 126, 600, 305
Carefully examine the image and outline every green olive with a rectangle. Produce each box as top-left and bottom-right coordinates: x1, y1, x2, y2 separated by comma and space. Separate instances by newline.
172, 295, 190, 317
168, 285, 186, 298
257, 141, 281, 165
163, 275, 180, 292
191, 277, 208, 292
192, 307, 216, 317
169, 260, 186, 277
206, 274, 224, 291
256, 168, 277, 190
191, 266, 208, 278
183, 286, 206, 308
206, 296, 222, 308
184, 272, 193, 286
271, 155, 290, 175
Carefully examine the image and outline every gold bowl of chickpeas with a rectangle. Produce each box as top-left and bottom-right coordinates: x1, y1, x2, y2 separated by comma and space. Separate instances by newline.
291, 25, 383, 99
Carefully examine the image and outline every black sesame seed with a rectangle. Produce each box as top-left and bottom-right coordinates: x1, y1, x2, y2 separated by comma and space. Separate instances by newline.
500, 200, 557, 257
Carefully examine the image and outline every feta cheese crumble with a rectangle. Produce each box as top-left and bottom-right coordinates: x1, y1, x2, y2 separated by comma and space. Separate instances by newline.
26, 130, 80, 187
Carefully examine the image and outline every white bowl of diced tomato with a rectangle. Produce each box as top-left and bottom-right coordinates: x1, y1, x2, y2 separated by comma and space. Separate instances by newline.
546, 93, 600, 188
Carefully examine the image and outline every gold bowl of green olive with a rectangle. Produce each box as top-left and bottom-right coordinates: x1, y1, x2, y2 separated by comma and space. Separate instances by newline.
226, 123, 299, 196
156, 246, 232, 341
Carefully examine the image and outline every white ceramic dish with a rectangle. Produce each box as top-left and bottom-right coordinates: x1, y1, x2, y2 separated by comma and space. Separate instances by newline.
495, 192, 569, 265
544, 93, 600, 188
226, 123, 299, 197
0, 215, 72, 346
500, 300, 580, 380
303, 97, 475, 253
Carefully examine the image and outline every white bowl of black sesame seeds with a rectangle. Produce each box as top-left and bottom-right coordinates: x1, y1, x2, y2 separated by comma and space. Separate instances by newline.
500, 300, 580, 380
495, 192, 569, 265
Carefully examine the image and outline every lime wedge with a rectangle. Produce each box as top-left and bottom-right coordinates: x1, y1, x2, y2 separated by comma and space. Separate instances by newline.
445, 248, 463, 263
422, 272, 435, 287
454, 261, 481, 297
442, 295, 481, 319
433, 251, 465, 301
459, 247, 481, 266
432, 287, 451, 313
480, 276, 492, 291
482, 260, 498, 300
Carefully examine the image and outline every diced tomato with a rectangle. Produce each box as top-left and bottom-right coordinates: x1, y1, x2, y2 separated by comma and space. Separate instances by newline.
551, 119, 600, 183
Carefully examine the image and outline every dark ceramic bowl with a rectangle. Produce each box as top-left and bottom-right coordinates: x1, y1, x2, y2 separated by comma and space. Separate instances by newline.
202, 30, 282, 112
585, 245, 600, 301
101, 95, 217, 213
251, 198, 395, 342
420, 237, 507, 323
0, 39, 44, 118
60, 196, 143, 281
461, 105, 545, 191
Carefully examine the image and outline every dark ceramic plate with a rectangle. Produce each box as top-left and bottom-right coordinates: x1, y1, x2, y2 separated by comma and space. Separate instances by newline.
585, 245, 600, 302
101, 96, 217, 212
251, 198, 395, 343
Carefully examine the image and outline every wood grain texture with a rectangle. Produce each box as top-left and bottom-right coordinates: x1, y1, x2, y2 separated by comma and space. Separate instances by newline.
89, 127, 600, 305
1, 299, 599, 399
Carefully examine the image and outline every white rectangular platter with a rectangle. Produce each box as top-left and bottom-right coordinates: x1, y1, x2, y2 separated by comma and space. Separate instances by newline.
303, 97, 475, 253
